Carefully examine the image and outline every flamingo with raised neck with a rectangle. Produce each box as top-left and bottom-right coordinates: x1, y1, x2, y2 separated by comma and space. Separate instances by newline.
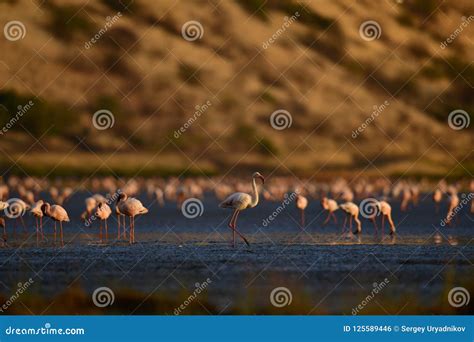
219, 172, 265, 247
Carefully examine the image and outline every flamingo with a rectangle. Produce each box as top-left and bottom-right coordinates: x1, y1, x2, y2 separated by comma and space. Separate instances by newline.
0, 217, 5, 243
295, 194, 308, 229
0, 201, 8, 241
377, 200, 396, 235
339, 202, 362, 234
82, 196, 97, 223
219, 172, 265, 247
321, 197, 339, 226
445, 190, 460, 226
116, 193, 148, 244
96, 202, 112, 242
30, 200, 44, 244
433, 189, 443, 214
41, 202, 70, 247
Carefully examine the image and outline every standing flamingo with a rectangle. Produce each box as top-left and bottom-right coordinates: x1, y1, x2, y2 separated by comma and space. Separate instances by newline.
295, 194, 308, 229
321, 197, 339, 226
219, 172, 265, 247
433, 189, 443, 214
339, 202, 361, 234
116, 193, 148, 244
445, 190, 460, 226
41, 202, 70, 247
30, 200, 44, 244
96, 202, 112, 242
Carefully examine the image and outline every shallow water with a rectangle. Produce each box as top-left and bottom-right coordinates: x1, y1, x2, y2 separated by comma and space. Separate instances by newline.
0, 192, 473, 314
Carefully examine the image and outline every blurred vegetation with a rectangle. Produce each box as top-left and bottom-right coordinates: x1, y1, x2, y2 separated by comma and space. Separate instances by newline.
46, 3, 96, 41
0, 90, 76, 137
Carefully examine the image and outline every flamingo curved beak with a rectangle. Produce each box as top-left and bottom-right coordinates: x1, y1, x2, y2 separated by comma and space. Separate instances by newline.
257, 175, 265, 184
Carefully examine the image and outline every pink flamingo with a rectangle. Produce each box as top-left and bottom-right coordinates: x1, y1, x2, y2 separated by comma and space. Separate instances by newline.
116, 193, 148, 244
295, 194, 308, 229
219, 172, 265, 247
41, 202, 70, 247
321, 197, 339, 226
339, 202, 362, 234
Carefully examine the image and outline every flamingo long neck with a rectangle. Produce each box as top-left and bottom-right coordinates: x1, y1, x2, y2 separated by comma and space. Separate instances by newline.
250, 177, 259, 208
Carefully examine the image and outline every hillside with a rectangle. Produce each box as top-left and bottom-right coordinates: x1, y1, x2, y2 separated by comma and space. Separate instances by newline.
0, 0, 473, 178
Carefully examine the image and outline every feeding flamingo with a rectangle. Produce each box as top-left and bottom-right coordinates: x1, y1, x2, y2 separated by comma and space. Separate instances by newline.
339, 202, 362, 234
116, 193, 148, 244
41, 202, 70, 247
219, 172, 265, 247
377, 200, 396, 235
321, 197, 339, 226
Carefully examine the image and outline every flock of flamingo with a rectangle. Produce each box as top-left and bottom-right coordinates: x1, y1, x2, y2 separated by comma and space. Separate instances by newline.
0, 174, 472, 248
